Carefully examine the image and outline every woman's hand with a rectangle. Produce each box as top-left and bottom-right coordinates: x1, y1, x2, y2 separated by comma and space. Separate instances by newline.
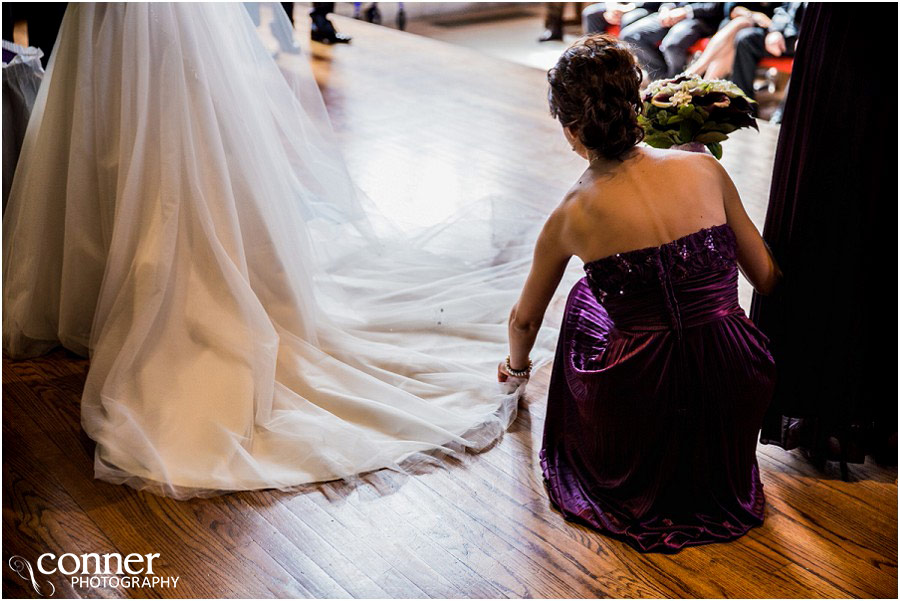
498, 361, 530, 384
603, 8, 624, 25
660, 7, 688, 27
765, 31, 787, 56
751, 11, 773, 29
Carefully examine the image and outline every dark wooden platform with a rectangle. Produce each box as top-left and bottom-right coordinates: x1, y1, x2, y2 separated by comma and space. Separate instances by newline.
3, 15, 897, 599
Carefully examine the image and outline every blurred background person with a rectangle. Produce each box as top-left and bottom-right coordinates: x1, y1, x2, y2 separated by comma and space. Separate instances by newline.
731, 2, 803, 99
620, 2, 724, 80
582, 2, 661, 35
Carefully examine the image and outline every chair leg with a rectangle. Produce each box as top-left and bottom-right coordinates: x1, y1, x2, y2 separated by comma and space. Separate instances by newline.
765, 67, 778, 94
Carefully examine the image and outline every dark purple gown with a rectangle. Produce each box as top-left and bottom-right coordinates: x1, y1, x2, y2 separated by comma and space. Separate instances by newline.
540, 224, 775, 553
749, 4, 896, 467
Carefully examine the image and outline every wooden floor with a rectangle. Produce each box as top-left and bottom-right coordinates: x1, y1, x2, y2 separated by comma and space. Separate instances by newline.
4, 16, 897, 600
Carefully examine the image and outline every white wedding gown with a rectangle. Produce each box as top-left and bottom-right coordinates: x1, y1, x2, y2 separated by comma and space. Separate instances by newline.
3, 3, 563, 498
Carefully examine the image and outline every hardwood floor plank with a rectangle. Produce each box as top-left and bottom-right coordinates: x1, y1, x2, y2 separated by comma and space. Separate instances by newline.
412, 470, 663, 598
299, 485, 472, 598
279, 492, 431, 598
3, 416, 126, 599
333, 475, 510, 598
235, 490, 393, 598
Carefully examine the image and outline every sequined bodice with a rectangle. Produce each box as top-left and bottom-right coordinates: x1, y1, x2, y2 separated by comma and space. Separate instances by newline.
583, 224, 742, 331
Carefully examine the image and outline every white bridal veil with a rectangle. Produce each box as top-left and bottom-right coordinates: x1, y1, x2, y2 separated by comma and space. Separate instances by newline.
2, 3, 564, 498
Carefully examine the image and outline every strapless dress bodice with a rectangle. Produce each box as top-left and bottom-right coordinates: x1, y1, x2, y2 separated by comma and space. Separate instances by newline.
582, 224, 742, 331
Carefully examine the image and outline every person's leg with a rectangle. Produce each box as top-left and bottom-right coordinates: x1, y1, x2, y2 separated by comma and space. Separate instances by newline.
310, 2, 351, 43
310, 2, 334, 20
544, 2, 565, 28
620, 14, 668, 80
281, 2, 294, 24
731, 26, 765, 98
659, 18, 714, 78
706, 35, 756, 81
704, 46, 738, 79
619, 7, 650, 30
686, 15, 753, 76
581, 2, 609, 34
540, 2, 565, 42
364, 3, 382, 25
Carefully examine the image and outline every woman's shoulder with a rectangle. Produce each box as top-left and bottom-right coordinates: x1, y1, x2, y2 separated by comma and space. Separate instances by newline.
542, 174, 603, 251
643, 146, 721, 169
559, 147, 725, 214
645, 147, 728, 187
557, 171, 606, 224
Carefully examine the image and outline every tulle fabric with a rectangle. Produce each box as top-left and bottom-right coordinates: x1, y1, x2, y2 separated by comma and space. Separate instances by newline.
2, 3, 571, 498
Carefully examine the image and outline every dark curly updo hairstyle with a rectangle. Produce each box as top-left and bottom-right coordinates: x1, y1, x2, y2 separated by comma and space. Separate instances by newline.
548, 34, 644, 160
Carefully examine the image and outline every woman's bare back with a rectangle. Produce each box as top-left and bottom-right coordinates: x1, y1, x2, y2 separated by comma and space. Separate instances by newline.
560, 147, 728, 264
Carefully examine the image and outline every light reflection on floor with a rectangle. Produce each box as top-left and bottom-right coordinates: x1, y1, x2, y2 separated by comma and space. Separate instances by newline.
271, 8, 779, 312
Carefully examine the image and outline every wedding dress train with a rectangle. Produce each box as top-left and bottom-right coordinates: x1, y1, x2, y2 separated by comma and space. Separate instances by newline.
2, 3, 562, 498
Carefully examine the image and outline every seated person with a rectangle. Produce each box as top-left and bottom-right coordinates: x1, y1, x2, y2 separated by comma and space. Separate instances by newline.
686, 3, 781, 81
581, 2, 662, 35
731, 2, 803, 98
620, 2, 724, 81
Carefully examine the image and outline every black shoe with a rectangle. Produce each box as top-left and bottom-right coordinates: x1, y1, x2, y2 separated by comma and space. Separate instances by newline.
538, 28, 563, 42
330, 31, 352, 44
311, 17, 352, 44
311, 30, 352, 44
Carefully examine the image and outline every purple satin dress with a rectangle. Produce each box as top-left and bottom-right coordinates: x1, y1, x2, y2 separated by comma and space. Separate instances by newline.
540, 224, 776, 553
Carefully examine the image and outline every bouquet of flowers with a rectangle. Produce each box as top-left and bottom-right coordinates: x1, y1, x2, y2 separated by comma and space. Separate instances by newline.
638, 74, 757, 159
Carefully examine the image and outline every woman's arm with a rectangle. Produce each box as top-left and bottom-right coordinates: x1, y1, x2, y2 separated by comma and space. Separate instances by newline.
503, 208, 573, 378
709, 156, 782, 295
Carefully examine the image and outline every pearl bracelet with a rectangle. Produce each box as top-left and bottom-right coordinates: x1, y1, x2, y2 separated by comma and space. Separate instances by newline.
505, 355, 532, 378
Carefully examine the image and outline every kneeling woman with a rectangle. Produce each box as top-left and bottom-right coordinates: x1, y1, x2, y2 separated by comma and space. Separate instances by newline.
500, 35, 780, 553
